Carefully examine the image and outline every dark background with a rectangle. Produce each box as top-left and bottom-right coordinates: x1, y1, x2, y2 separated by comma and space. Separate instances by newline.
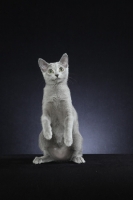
0, 0, 133, 155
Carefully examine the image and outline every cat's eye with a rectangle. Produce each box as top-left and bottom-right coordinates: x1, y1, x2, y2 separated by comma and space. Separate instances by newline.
59, 67, 64, 72
48, 69, 54, 73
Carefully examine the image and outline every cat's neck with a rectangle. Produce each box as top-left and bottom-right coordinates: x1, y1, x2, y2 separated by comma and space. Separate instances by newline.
44, 80, 70, 100
45, 82, 68, 89
45, 79, 68, 87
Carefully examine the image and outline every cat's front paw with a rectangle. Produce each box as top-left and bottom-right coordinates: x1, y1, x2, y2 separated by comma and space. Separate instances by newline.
64, 137, 73, 147
44, 132, 52, 140
43, 129, 52, 140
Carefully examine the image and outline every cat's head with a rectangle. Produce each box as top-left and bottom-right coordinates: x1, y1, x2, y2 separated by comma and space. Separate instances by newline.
38, 53, 69, 85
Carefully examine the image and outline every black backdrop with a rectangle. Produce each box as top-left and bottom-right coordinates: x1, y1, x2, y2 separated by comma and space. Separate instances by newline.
0, 1, 133, 155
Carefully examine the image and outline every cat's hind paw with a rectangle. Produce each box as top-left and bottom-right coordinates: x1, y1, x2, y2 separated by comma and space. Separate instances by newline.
33, 156, 54, 164
33, 156, 44, 164
71, 156, 86, 164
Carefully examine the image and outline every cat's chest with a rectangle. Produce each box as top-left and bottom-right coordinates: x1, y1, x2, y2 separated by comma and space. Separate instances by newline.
48, 88, 61, 107
43, 85, 71, 110
47, 89, 68, 105
51, 96, 61, 108
48, 96, 66, 123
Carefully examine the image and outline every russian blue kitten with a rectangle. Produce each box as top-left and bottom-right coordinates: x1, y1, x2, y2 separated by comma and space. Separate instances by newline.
33, 53, 85, 164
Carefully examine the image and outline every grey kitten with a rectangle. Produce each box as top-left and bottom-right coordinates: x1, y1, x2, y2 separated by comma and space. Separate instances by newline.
33, 53, 85, 164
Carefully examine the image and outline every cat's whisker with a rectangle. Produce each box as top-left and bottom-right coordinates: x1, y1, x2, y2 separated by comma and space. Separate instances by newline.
68, 77, 74, 84
68, 76, 77, 83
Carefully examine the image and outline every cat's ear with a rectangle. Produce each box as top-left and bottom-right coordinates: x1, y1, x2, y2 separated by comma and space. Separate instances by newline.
38, 58, 49, 72
59, 53, 68, 68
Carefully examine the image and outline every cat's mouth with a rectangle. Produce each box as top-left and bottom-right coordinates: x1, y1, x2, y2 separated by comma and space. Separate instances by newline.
54, 77, 62, 83
55, 77, 60, 80
52, 77, 60, 81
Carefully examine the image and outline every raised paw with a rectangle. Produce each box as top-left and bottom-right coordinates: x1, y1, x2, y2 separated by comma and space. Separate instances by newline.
64, 137, 73, 147
71, 156, 86, 164
33, 156, 44, 164
43, 129, 52, 140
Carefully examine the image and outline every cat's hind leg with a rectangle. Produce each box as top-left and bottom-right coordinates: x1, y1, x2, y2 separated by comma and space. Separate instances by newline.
33, 131, 54, 164
71, 122, 86, 164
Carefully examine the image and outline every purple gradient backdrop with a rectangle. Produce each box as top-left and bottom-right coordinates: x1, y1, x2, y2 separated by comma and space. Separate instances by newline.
0, 1, 133, 154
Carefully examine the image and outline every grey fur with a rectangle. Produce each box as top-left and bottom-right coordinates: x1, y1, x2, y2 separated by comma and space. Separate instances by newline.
33, 53, 85, 164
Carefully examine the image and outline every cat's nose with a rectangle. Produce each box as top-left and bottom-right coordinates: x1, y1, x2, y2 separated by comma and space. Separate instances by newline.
55, 74, 59, 78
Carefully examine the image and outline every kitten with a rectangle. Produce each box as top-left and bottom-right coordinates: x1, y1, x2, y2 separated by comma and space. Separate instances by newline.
33, 53, 85, 164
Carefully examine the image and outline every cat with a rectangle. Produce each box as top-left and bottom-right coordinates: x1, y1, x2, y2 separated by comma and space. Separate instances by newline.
33, 53, 85, 164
